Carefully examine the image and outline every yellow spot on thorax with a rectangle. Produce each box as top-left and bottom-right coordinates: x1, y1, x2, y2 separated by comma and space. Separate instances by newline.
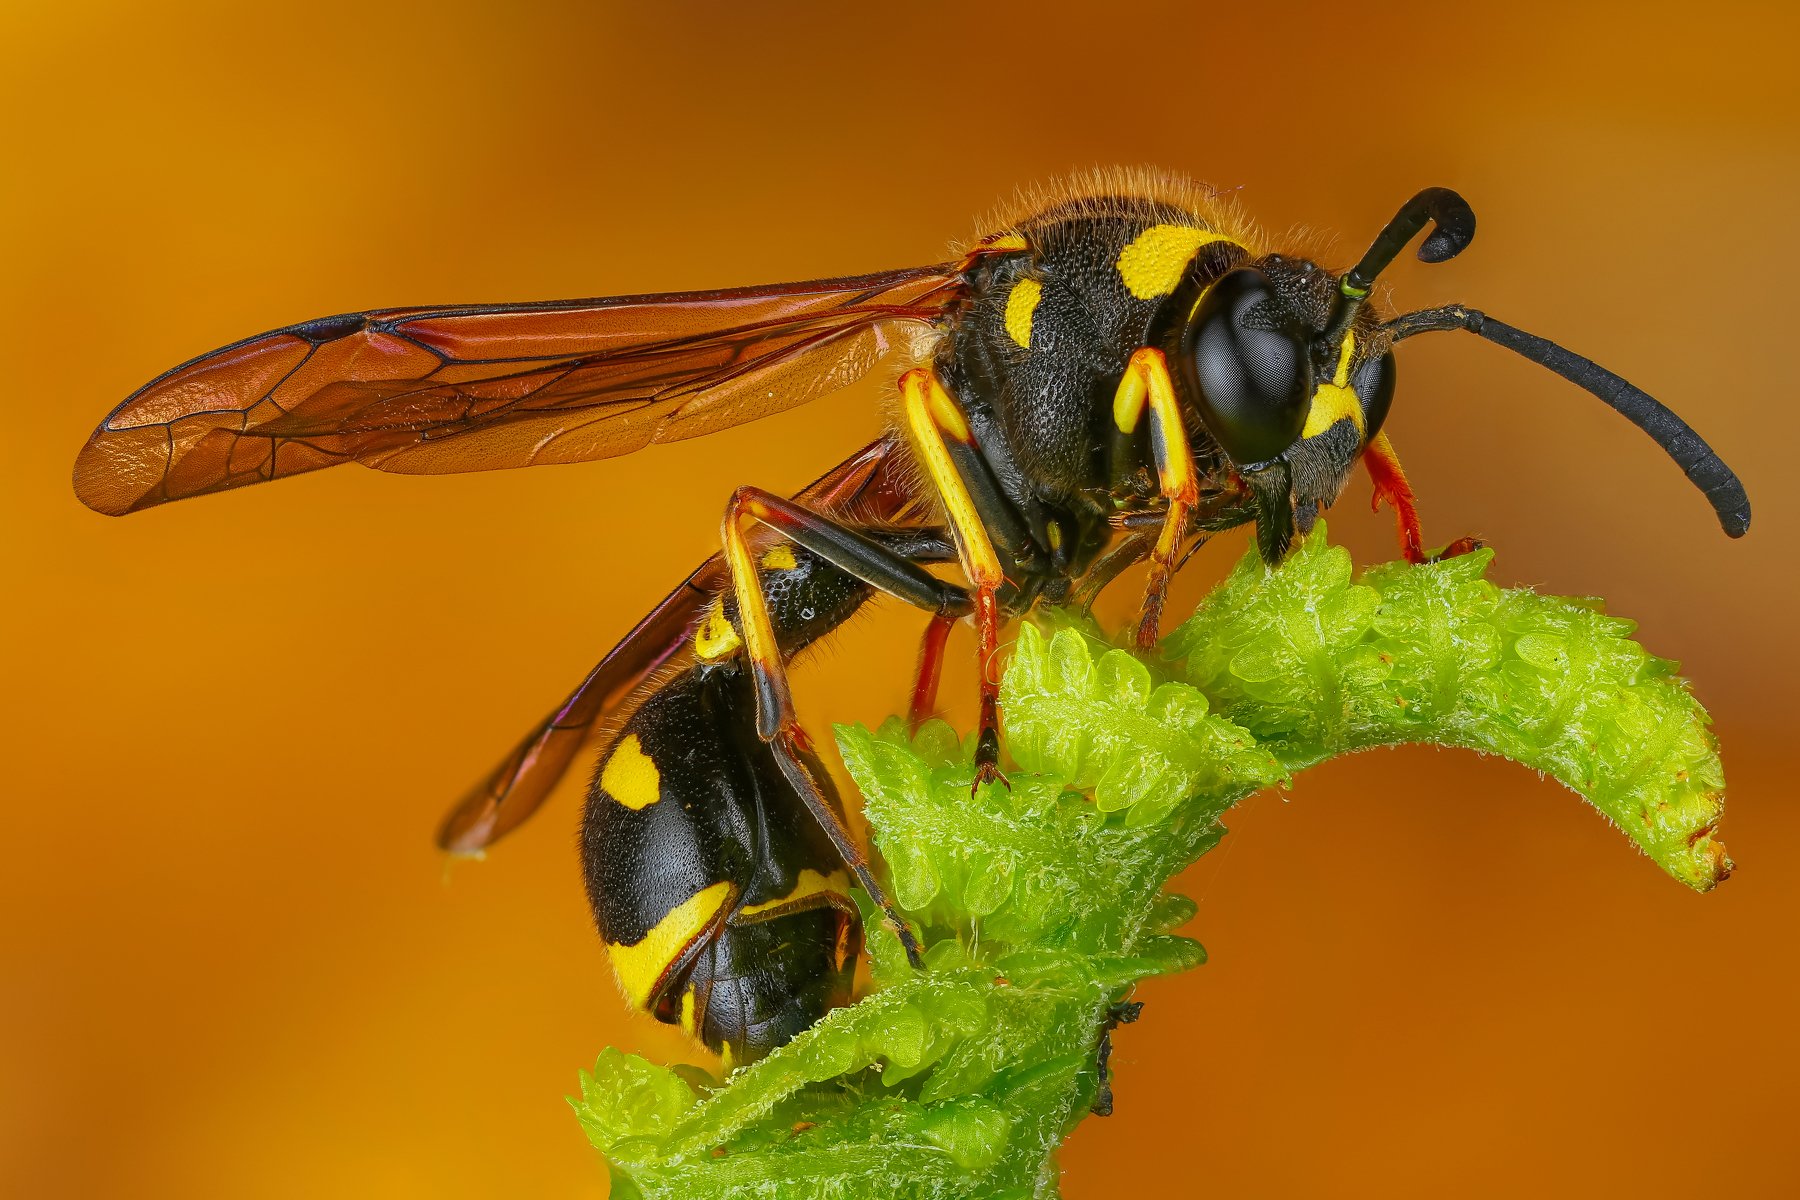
760, 544, 797, 571
1004, 277, 1042, 350
737, 869, 851, 918
694, 598, 742, 660
983, 232, 1028, 251
1116, 224, 1239, 300
600, 733, 662, 810
1300, 329, 1366, 440
607, 879, 732, 1009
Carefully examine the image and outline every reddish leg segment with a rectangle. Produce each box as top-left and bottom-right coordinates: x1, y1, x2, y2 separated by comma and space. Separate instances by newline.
1363, 431, 1481, 564
909, 612, 955, 731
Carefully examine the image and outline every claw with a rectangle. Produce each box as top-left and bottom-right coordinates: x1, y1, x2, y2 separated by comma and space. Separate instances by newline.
894, 919, 925, 970
1135, 565, 1171, 650
972, 725, 1010, 793
972, 760, 1011, 794
1427, 536, 1484, 563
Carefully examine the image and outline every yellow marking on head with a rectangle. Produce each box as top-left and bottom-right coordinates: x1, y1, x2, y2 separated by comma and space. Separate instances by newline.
1004, 277, 1042, 350
1301, 330, 1366, 441
607, 880, 732, 1009
737, 869, 851, 918
1329, 330, 1357, 387
679, 987, 698, 1036
760, 544, 797, 571
1301, 382, 1366, 440
694, 599, 742, 660
600, 733, 662, 811
1116, 225, 1237, 300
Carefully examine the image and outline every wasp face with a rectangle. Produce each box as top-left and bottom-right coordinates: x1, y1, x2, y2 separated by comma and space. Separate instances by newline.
1170, 255, 1395, 563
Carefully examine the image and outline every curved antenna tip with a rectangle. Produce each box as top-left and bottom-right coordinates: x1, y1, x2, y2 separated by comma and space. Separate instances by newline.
1414, 187, 1477, 264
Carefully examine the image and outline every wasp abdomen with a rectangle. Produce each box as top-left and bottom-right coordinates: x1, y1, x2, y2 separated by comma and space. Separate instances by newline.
582, 545, 869, 1064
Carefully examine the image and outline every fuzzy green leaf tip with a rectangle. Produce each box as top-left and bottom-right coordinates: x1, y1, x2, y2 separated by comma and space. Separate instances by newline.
570, 524, 1731, 1198
1164, 526, 1729, 889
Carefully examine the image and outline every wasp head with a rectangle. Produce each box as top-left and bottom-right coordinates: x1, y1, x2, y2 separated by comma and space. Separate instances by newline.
1166, 184, 1747, 560
1166, 250, 1402, 563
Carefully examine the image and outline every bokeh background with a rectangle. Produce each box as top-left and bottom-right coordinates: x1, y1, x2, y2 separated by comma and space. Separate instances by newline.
5, 2, 1797, 1195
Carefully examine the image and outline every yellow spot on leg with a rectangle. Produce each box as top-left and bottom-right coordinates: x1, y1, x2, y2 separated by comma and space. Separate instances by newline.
900, 370, 1002, 589
600, 733, 662, 811
1111, 348, 1197, 501
1004, 277, 1042, 350
607, 880, 732, 1009
925, 376, 972, 443
1116, 225, 1237, 300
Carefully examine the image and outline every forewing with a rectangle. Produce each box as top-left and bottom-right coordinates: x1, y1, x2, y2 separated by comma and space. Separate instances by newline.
74, 266, 962, 515
436, 435, 925, 855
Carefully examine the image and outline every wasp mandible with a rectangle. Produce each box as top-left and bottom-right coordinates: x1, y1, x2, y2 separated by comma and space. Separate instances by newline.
75, 170, 1750, 1063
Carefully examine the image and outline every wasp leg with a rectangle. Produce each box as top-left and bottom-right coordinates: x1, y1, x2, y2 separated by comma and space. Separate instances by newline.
722, 492, 968, 970
1112, 348, 1201, 649
766, 743, 923, 969
898, 367, 1013, 792
1073, 523, 1158, 616
1362, 431, 1482, 564
909, 612, 956, 731
723, 486, 969, 739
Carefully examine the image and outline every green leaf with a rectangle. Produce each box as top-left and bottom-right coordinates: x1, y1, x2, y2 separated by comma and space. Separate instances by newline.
1167, 525, 1730, 890
574, 523, 1733, 1197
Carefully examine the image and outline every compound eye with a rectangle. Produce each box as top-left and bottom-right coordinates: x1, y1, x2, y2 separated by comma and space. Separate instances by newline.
1177, 269, 1312, 465
1351, 351, 1397, 440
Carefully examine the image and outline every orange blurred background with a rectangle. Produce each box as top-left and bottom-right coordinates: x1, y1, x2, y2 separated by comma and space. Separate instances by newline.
5, 2, 1797, 1195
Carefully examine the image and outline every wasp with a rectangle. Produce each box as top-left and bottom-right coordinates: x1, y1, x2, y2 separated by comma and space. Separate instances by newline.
74, 170, 1750, 1064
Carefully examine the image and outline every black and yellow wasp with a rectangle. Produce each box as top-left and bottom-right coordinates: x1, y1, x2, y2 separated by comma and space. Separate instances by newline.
74, 169, 1750, 1064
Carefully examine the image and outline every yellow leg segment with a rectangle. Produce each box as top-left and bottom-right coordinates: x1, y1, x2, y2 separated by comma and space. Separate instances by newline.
1112, 347, 1200, 649
718, 487, 924, 968
721, 490, 793, 739
899, 368, 1008, 790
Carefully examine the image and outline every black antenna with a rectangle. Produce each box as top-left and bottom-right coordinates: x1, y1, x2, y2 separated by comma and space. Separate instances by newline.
1386, 305, 1751, 537
1321, 188, 1478, 351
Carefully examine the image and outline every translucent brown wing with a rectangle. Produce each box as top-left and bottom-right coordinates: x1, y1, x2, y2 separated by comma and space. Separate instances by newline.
436, 434, 926, 856
73, 266, 964, 516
